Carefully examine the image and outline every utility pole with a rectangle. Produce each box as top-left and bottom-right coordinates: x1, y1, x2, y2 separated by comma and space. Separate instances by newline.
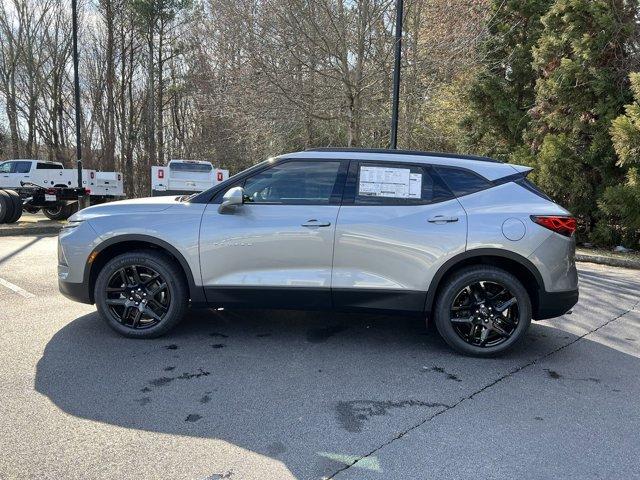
389, 0, 404, 150
71, 0, 88, 209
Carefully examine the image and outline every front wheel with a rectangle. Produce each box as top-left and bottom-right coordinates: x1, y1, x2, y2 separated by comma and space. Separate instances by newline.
433, 266, 532, 357
94, 250, 188, 338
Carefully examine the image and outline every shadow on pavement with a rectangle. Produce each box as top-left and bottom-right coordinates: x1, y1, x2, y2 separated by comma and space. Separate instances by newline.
34, 305, 639, 479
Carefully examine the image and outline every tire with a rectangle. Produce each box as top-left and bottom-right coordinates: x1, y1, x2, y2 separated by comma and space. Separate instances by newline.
0, 190, 16, 224
94, 250, 188, 338
433, 266, 532, 357
43, 202, 75, 221
5, 190, 22, 223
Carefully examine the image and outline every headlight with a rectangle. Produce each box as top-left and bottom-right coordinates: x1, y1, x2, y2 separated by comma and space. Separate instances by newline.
62, 220, 84, 230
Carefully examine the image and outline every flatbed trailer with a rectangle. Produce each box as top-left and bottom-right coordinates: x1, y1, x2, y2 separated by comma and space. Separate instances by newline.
0, 184, 123, 223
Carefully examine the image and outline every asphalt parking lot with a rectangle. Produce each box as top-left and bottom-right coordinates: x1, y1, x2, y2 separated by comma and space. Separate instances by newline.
1, 234, 639, 480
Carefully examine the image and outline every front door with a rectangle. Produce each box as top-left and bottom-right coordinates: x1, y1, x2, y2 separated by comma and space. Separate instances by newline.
0, 161, 15, 188
199, 159, 347, 308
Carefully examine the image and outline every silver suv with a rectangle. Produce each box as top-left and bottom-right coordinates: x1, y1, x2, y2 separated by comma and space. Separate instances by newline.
58, 148, 578, 356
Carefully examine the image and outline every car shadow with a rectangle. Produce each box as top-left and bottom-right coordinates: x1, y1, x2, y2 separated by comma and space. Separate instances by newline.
34, 305, 639, 479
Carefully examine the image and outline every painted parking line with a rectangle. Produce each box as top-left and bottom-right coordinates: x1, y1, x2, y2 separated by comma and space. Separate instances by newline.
0, 277, 36, 298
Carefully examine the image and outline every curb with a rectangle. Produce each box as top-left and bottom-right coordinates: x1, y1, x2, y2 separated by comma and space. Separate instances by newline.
576, 252, 640, 270
0, 224, 62, 236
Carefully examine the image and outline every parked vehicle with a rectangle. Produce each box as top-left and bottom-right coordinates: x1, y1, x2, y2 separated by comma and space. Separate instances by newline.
58, 148, 578, 356
151, 160, 229, 196
0, 159, 125, 222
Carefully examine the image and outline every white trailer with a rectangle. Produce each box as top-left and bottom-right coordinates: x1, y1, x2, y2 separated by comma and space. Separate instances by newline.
151, 159, 229, 196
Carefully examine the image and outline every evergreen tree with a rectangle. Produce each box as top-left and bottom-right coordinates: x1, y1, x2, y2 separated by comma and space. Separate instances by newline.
526, 0, 636, 236
599, 72, 640, 247
462, 0, 552, 159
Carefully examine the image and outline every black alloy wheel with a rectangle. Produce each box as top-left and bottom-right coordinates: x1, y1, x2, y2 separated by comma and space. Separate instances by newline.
449, 280, 519, 347
95, 250, 188, 338
105, 264, 170, 329
433, 266, 532, 357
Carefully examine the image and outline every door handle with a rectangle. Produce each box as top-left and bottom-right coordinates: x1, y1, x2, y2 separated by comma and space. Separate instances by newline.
428, 215, 458, 223
301, 219, 331, 227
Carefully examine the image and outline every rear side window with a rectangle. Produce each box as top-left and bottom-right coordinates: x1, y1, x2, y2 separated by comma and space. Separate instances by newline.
434, 167, 491, 197
37, 162, 63, 170
355, 163, 452, 205
15, 161, 31, 173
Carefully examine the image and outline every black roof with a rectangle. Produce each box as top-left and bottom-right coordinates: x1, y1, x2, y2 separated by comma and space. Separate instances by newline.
304, 147, 502, 163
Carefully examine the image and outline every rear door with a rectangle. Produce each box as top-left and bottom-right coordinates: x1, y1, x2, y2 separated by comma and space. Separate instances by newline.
199, 158, 348, 308
332, 160, 467, 312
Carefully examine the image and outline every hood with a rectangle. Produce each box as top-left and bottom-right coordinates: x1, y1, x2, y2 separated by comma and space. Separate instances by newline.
70, 196, 181, 221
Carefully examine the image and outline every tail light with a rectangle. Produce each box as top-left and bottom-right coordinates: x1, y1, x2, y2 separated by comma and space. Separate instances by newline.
530, 215, 576, 237
158, 169, 164, 179
217, 171, 223, 182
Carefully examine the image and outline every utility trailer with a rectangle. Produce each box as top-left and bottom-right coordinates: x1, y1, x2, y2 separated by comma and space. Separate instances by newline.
0, 159, 125, 223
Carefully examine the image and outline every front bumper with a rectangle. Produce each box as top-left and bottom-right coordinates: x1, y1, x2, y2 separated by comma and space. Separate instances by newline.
59, 278, 93, 304
534, 288, 579, 320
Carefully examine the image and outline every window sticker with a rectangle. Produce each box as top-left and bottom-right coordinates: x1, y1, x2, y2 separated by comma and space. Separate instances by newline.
359, 166, 422, 199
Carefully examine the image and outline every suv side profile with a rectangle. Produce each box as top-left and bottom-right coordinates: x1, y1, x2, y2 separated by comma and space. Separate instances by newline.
58, 148, 578, 356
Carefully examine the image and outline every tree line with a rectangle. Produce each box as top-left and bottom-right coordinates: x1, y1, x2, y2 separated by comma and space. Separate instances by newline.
0, 0, 639, 245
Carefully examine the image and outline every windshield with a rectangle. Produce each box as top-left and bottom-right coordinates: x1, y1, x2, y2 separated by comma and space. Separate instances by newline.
169, 162, 212, 172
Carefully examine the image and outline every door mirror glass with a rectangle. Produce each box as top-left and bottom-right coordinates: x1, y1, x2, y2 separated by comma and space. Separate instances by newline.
218, 186, 244, 213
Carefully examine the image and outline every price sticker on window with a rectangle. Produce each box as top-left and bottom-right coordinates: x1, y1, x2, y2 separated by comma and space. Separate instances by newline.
359, 166, 422, 199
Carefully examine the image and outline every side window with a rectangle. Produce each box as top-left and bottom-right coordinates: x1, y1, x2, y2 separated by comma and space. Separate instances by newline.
355, 162, 451, 205
434, 166, 492, 197
37, 162, 62, 170
0, 162, 15, 173
15, 161, 31, 173
242, 160, 342, 204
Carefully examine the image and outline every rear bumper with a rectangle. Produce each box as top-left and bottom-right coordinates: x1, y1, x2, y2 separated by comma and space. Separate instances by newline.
58, 278, 93, 304
534, 288, 579, 320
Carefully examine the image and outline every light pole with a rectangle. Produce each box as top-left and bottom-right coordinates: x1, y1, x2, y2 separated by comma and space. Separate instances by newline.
389, 0, 404, 150
71, 0, 87, 209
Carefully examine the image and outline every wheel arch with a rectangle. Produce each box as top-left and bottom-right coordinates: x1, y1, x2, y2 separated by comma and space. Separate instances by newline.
85, 234, 205, 305
425, 249, 544, 319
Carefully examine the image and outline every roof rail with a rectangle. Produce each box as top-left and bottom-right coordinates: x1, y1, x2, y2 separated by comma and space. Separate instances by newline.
304, 147, 502, 163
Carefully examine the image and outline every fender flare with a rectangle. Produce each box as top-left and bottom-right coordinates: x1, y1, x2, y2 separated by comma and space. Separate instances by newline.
86, 234, 206, 304
424, 248, 544, 313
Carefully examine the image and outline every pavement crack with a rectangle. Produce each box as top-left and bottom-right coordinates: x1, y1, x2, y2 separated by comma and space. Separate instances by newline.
326, 299, 639, 479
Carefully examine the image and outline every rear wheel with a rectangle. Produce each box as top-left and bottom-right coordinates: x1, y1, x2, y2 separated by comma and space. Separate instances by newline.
95, 250, 188, 338
5, 190, 22, 223
433, 266, 532, 357
43, 202, 76, 221
0, 190, 16, 224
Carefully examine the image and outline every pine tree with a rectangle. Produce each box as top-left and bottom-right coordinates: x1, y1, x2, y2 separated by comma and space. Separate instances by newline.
599, 72, 640, 247
526, 0, 636, 235
462, 0, 553, 159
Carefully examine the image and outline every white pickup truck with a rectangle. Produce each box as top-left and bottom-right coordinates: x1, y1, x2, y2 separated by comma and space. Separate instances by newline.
151, 159, 229, 196
0, 159, 124, 221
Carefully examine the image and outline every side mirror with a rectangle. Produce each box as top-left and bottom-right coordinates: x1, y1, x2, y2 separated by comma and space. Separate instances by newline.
218, 186, 245, 213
